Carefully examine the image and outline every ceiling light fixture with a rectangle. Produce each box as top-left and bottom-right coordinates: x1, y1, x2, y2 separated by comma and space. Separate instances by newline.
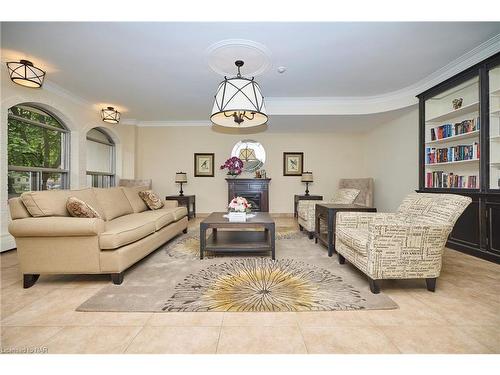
6, 59, 46, 88
101, 107, 120, 124
210, 60, 268, 128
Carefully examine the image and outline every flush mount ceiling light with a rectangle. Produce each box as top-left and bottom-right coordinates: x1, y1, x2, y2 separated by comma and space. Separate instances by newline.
210, 60, 268, 128
6, 59, 46, 88
101, 107, 120, 124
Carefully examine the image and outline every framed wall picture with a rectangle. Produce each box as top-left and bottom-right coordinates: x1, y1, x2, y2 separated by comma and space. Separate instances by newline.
283, 152, 304, 176
194, 153, 215, 177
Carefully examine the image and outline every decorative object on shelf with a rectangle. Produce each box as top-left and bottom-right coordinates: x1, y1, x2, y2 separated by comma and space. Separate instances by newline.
210, 60, 268, 128
175, 172, 187, 196
260, 169, 266, 179
194, 153, 215, 177
283, 152, 304, 176
301, 172, 313, 196
232, 140, 265, 172
452, 98, 463, 110
220, 156, 243, 178
6, 59, 46, 88
255, 169, 262, 178
101, 107, 120, 124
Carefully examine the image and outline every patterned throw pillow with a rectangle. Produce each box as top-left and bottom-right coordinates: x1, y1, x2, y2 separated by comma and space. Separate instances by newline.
138, 190, 164, 210
331, 188, 360, 204
66, 197, 102, 219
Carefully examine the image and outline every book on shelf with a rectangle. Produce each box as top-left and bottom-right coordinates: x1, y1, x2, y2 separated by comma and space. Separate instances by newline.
425, 171, 478, 189
426, 142, 480, 164
429, 117, 480, 141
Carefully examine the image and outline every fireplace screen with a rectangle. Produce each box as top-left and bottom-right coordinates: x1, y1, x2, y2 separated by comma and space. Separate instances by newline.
239, 193, 261, 212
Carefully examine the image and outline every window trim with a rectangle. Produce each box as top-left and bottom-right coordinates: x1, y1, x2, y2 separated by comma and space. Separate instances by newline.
7, 104, 71, 195
86, 127, 116, 188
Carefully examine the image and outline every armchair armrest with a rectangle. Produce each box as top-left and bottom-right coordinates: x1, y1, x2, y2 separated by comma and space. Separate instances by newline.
162, 200, 178, 208
9, 217, 105, 237
367, 221, 453, 278
297, 200, 329, 217
336, 212, 398, 230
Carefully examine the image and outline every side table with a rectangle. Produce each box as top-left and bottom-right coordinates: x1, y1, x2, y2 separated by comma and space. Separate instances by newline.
165, 195, 196, 220
294, 194, 323, 218
315, 203, 377, 257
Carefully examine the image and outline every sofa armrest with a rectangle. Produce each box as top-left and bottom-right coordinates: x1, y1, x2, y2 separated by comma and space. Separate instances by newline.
9, 217, 105, 237
336, 212, 397, 230
162, 200, 178, 208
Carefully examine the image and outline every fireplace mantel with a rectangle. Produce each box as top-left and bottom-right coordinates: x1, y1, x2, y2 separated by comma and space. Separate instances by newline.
226, 178, 271, 212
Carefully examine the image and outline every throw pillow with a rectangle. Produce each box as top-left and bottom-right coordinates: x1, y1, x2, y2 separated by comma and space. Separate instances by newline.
66, 197, 102, 219
139, 190, 164, 210
331, 188, 360, 204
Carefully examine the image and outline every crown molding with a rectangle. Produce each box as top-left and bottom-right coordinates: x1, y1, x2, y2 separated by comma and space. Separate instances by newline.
132, 120, 211, 127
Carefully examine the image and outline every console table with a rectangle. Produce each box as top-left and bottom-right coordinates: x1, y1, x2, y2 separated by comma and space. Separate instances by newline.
294, 194, 323, 218
315, 203, 376, 257
165, 195, 196, 220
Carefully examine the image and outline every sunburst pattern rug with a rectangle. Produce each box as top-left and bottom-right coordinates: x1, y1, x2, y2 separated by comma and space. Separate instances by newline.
77, 228, 397, 312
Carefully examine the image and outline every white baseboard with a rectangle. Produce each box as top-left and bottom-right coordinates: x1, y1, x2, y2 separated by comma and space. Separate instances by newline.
1, 233, 16, 252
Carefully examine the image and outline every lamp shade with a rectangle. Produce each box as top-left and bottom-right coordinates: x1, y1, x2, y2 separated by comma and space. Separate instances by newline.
210, 60, 268, 128
175, 172, 187, 183
6, 60, 45, 88
101, 107, 120, 124
301, 172, 313, 182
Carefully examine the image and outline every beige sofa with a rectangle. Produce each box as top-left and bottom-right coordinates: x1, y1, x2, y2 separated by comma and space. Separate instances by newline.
8, 186, 188, 288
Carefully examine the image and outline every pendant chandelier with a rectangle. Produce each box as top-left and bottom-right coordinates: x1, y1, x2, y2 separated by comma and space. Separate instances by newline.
101, 107, 120, 124
6, 59, 46, 88
210, 60, 268, 128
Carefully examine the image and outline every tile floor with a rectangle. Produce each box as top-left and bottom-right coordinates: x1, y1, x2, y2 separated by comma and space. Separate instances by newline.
1, 217, 499, 354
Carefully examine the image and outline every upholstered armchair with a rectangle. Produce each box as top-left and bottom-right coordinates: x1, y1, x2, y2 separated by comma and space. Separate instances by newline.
297, 178, 374, 238
335, 193, 471, 293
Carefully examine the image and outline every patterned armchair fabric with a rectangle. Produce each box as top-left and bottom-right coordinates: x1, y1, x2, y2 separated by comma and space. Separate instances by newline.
297, 178, 374, 234
297, 187, 363, 233
335, 193, 471, 291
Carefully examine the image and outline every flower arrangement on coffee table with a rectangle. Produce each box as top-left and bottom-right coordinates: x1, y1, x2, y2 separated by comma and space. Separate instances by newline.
228, 196, 252, 213
220, 156, 243, 177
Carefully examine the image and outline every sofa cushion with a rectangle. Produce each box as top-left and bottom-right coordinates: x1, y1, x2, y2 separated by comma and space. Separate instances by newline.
20, 189, 104, 218
122, 186, 149, 213
94, 187, 134, 221
99, 214, 156, 250
139, 190, 164, 210
136, 209, 175, 231
336, 227, 369, 256
67, 197, 102, 219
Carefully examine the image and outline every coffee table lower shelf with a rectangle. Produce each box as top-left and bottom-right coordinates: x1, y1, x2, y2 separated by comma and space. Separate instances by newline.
203, 231, 274, 258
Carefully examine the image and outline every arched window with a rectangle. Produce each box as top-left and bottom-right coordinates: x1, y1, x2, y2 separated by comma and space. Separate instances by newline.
8, 104, 70, 198
86, 127, 115, 188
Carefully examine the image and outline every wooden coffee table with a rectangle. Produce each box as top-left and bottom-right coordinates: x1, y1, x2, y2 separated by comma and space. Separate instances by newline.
199, 212, 275, 260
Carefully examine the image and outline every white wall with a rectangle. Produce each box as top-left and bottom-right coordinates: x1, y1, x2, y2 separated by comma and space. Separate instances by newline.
362, 105, 419, 211
136, 126, 368, 213
1, 68, 137, 251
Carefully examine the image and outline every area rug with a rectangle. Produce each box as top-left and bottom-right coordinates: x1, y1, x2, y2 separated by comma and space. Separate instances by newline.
77, 228, 398, 312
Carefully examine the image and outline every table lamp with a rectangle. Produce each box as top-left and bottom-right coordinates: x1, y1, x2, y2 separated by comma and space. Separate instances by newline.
175, 172, 187, 196
301, 172, 313, 196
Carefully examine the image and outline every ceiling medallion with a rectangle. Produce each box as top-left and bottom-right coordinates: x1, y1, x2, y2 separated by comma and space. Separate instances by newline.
6, 59, 46, 88
101, 107, 121, 124
210, 60, 268, 128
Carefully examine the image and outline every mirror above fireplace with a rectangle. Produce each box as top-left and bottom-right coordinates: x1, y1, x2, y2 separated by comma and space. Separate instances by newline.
231, 140, 266, 172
